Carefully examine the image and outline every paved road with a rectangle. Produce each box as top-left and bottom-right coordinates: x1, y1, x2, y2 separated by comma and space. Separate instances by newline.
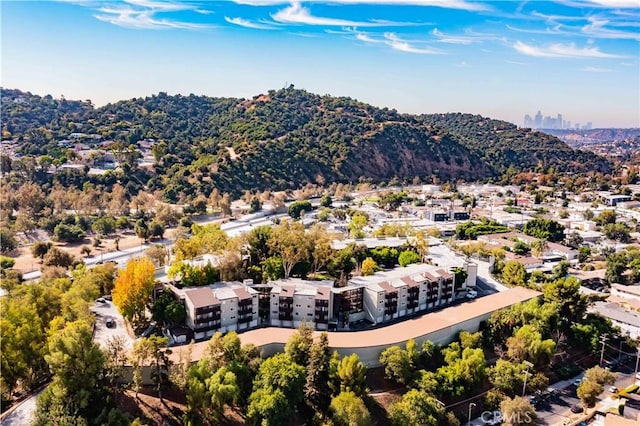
0, 389, 44, 426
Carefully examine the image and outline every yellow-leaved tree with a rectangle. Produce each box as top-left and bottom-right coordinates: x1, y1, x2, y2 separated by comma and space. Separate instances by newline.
113, 257, 155, 328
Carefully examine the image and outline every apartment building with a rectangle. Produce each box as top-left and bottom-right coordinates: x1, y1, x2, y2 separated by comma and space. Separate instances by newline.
353, 263, 467, 325
170, 283, 259, 341
252, 279, 335, 330
169, 263, 476, 339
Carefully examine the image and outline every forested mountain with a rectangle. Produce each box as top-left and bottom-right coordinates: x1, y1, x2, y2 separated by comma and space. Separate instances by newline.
419, 113, 610, 175
1, 87, 611, 200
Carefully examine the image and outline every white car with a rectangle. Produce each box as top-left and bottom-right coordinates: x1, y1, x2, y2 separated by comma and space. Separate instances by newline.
609, 386, 618, 393
466, 289, 478, 299
636, 372, 640, 380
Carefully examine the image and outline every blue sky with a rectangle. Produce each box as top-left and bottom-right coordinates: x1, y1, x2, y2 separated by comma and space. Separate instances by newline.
2, 0, 639, 128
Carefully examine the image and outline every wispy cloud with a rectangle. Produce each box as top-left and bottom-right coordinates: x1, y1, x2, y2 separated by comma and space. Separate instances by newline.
384, 32, 442, 54
513, 41, 624, 58
271, 2, 414, 27
506, 23, 567, 36
582, 66, 613, 72
431, 28, 474, 44
234, 0, 489, 11
585, 0, 640, 7
224, 16, 276, 29
81, 0, 214, 29
582, 17, 640, 40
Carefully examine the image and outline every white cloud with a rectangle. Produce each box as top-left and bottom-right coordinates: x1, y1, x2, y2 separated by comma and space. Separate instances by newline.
431, 28, 474, 44
271, 2, 411, 26
356, 32, 382, 43
73, 0, 214, 30
582, 66, 613, 72
513, 41, 623, 58
586, 0, 640, 7
233, 0, 489, 11
384, 32, 442, 54
224, 16, 276, 29
582, 17, 640, 40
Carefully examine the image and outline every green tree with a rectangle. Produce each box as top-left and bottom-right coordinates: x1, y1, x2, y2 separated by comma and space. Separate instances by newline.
207, 366, 240, 421
543, 277, 587, 327
330, 391, 371, 426
380, 344, 415, 385
0, 297, 46, 396
522, 218, 565, 242
398, 250, 421, 267
320, 194, 333, 207
305, 333, 332, 415
506, 325, 555, 368
91, 216, 116, 236
268, 221, 311, 279
596, 209, 617, 225
288, 200, 312, 219
502, 260, 526, 287
31, 241, 53, 262
578, 246, 591, 263
333, 353, 367, 397
35, 321, 107, 422
389, 389, 460, 426
499, 396, 536, 425
249, 196, 262, 213
488, 359, 526, 396
576, 379, 602, 408
134, 336, 173, 401
285, 323, 314, 366
347, 213, 368, 239
248, 353, 305, 426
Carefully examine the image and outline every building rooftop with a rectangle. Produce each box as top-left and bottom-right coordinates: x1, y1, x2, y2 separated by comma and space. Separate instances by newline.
170, 286, 541, 362
184, 287, 219, 309
612, 284, 640, 297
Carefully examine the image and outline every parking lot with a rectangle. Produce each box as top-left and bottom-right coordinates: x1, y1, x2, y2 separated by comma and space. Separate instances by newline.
90, 299, 135, 351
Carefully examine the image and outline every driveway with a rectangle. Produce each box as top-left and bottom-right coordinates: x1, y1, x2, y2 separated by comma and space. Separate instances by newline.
91, 300, 134, 351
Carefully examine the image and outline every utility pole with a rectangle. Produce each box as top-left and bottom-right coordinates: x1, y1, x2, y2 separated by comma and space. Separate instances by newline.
634, 347, 640, 386
600, 334, 608, 367
522, 360, 534, 397
618, 340, 624, 362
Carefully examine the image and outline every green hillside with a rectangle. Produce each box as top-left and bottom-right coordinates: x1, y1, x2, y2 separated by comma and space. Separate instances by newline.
1, 87, 611, 200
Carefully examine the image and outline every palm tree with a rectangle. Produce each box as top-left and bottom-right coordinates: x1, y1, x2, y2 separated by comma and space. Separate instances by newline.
531, 238, 548, 258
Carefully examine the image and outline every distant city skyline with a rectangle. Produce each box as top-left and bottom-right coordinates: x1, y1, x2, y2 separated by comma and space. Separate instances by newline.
523, 111, 593, 131
2, 1, 639, 128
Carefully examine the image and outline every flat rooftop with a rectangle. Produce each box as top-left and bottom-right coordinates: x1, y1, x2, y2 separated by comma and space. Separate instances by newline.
170, 286, 540, 362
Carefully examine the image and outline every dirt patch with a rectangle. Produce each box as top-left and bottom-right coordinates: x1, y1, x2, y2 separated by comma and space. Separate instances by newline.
118, 386, 186, 425
117, 386, 246, 426
9, 230, 158, 274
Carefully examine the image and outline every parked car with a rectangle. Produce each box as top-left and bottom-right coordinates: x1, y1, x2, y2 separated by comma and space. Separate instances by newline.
466, 289, 478, 299
573, 378, 583, 387
96, 298, 107, 304
105, 317, 115, 328
609, 386, 618, 393
636, 372, 640, 380
570, 405, 583, 413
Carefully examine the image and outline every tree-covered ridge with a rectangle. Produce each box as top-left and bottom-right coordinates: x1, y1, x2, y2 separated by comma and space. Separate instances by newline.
419, 113, 611, 175
1, 87, 611, 199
